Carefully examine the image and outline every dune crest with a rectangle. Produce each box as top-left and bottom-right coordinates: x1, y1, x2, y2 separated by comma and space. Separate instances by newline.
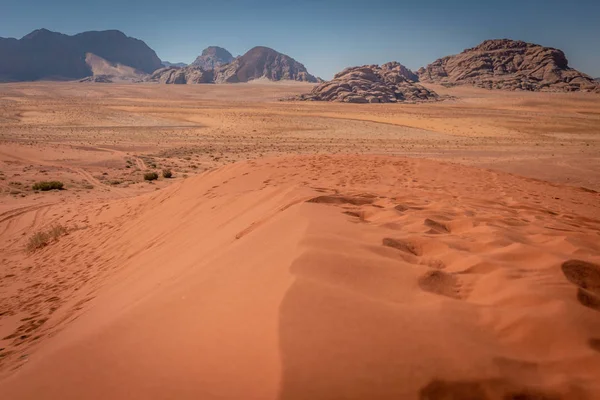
1, 155, 600, 399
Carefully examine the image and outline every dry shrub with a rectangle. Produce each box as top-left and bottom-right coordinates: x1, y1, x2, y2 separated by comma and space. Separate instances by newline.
26, 225, 68, 252
144, 172, 158, 181
32, 181, 64, 191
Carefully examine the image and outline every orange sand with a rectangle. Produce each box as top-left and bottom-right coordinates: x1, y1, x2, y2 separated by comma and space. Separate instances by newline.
1, 154, 600, 399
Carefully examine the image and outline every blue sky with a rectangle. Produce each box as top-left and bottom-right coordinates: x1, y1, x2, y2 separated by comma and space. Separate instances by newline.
2, 0, 599, 79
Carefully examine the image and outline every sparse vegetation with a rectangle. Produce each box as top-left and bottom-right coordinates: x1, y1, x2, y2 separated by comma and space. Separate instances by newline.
26, 225, 67, 252
144, 172, 159, 181
32, 181, 64, 191
162, 169, 173, 178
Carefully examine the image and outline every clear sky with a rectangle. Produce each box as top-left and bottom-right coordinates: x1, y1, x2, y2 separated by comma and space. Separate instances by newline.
2, 0, 599, 79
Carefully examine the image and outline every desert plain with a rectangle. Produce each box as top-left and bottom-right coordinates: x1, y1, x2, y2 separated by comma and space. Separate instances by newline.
0, 82, 600, 399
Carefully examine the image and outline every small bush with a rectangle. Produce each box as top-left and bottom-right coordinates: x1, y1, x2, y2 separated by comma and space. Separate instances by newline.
32, 181, 64, 191
162, 169, 173, 178
144, 172, 158, 181
26, 225, 67, 252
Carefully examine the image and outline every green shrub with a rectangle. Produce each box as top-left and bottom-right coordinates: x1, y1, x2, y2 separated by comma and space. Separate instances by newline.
32, 181, 64, 191
162, 169, 173, 178
144, 172, 158, 181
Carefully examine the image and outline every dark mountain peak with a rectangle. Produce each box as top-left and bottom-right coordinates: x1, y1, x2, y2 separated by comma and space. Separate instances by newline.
192, 46, 234, 70
201, 46, 233, 58
246, 46, 276, 54
0, 28, 162, 82
75, 30, 127, 39
214, 46, 317, 83
22, 28, 65, 41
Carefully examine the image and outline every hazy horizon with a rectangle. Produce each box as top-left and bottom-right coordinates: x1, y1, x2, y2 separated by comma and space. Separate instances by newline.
2, 0, 599, 80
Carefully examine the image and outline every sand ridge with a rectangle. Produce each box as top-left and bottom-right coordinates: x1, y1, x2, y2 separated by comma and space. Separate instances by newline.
1, 154, 599, 399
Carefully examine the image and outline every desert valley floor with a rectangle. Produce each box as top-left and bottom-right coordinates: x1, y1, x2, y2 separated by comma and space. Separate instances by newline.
0, 82, 599, 399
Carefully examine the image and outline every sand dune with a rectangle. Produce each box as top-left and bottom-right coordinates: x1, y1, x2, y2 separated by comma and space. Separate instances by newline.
1, 155, 599, 399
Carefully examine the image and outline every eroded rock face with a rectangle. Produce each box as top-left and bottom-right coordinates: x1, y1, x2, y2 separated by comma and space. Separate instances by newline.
147, 66, 214, 84
297, 63, 438, 103
0, 29, 162, 82
214, 46, 318, 83
192, 46, 234, 70
78, 75, 113, 83
418, 39, 599, 92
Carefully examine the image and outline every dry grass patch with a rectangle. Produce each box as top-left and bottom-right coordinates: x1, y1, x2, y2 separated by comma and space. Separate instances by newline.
26, 225, 68, 252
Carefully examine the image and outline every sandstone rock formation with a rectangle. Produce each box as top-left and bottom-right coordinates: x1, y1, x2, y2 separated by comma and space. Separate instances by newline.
147, 66, 214, 84
83, 53, 147, 82
78, 75, 114, 83
0, 29, 162, 82
418, 39, 599, 92
214, 46, 317, 83
149, 46, 318, 85
297, 62, 438, 103
192, 46, 234, 70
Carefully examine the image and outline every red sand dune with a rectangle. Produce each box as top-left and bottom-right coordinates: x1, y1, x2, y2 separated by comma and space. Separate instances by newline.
1, 155, 600, 399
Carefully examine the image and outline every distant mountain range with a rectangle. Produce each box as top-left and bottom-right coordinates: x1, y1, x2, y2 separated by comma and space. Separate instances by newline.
0, 29, 161, 82
0, 30, 598, 93
161, 61, 187, 68
149, 46, 318, 84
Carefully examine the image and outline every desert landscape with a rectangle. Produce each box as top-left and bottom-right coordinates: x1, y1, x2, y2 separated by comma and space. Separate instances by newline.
0, 80, 599, 399
1, 13, 600, 399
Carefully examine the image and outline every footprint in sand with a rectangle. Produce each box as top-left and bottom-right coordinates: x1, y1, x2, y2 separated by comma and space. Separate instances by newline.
419, 378, 561, 400
418, 270, 467, 300
383, 238, 423, 256
424, 218, 450, 234
561, 259, 600, 311
307, 194, 374, 206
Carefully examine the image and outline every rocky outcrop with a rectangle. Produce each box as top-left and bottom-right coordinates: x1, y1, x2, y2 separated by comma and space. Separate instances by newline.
84, 53, 147, 82
418, 39, 599, 92
79, 75, 114, 83
214, 46, 317, 83
147, 66, 214, 84
297, 62, 438, 103
0, 29, 162, 82
192, 47, 233, 70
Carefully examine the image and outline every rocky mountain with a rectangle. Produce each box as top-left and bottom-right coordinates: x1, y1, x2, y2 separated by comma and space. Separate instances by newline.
191, 46, 234, 70
418, 39, 599, 92
147, 66, 213, 84
0, 29, 162, 82
162, 61, 187, 68
214, 46, 318, 83
150, 46, 318, 84
297, 62, 438, 103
